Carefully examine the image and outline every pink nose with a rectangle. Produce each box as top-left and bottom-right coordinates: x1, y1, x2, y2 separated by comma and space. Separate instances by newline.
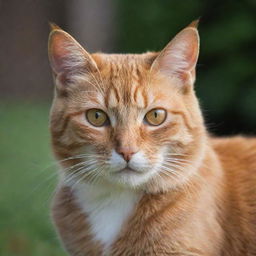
116, 147, 137, 162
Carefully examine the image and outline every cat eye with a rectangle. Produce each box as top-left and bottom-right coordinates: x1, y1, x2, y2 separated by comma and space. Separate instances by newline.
86, 109, 109, 127
144, 109, 167, 126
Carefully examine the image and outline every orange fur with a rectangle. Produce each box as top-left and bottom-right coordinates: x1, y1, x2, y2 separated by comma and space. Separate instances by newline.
48, 22, 256, 255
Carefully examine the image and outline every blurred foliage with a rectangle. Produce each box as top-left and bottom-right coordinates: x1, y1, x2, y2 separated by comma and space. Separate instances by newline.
0, 102, 66, 256
116, 0, 256, 135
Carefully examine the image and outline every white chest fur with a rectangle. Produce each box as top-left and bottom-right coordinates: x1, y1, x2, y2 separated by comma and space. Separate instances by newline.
72, 182, 141, 251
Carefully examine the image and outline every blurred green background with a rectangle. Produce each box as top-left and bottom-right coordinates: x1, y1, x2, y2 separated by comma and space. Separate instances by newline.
0, 0, 255, 255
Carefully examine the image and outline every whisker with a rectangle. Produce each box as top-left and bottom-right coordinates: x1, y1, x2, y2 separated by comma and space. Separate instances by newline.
162, 162, 191, 172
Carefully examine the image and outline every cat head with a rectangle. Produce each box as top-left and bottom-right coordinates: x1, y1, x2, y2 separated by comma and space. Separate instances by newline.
48, 21, 206, 193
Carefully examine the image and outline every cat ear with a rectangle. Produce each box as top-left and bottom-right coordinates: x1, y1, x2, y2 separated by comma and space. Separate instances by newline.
153, 20, 199, 85
48, 25, 98, 85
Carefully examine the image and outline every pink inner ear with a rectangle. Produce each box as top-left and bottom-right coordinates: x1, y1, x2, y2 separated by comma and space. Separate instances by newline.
181, 30, 199, 70
49, 30, 98, 81
49, 32, 75, 74
156, 28, 199, 81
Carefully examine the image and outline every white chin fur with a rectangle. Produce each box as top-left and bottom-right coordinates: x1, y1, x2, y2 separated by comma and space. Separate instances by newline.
106, 168, 158, 188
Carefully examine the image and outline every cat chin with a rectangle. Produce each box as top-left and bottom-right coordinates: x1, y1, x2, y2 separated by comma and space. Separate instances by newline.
103, 170, 189, 194
104, 168, 158, 189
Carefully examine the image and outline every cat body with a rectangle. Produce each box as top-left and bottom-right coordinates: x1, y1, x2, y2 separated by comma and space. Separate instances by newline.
48, 22, 256, 255
52, 137, 256, 255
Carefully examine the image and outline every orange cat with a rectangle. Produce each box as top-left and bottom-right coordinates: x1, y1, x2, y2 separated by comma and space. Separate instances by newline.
48, 21, 256, 255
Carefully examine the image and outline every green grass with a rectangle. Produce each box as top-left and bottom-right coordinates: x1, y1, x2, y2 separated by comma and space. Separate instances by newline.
0, 101, 66, 256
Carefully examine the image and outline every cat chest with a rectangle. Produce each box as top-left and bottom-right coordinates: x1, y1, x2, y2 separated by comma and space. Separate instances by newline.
73, 184, 140, 251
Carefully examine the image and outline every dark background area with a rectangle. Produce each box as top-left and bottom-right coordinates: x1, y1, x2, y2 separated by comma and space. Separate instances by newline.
0, 1, 255, 255
117, 0, 256, 135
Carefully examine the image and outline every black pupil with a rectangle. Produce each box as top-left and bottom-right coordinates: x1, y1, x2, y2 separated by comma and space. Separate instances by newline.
154, 111, 158, 118
95, 112, 100, 119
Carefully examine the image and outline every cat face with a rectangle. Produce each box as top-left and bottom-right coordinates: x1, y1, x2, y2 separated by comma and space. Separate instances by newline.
49, 22, 206, 192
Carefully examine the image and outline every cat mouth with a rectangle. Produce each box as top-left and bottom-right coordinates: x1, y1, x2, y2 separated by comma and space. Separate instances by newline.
117, 167, 141, 174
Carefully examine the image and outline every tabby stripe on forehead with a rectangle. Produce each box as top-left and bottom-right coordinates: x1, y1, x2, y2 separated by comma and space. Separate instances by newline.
133, 85, 139, 104
106, 87, 120, 108
141, 89, 148, 108
134, 86, 147, 108
135, 67, 143, 88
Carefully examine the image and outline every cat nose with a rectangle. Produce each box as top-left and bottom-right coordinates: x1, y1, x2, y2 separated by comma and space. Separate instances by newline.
116, 147, 138, 162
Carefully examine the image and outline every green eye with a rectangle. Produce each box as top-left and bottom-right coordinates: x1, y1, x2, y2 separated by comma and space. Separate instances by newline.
86, 109, 108, 127
145, 109, 167, 126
